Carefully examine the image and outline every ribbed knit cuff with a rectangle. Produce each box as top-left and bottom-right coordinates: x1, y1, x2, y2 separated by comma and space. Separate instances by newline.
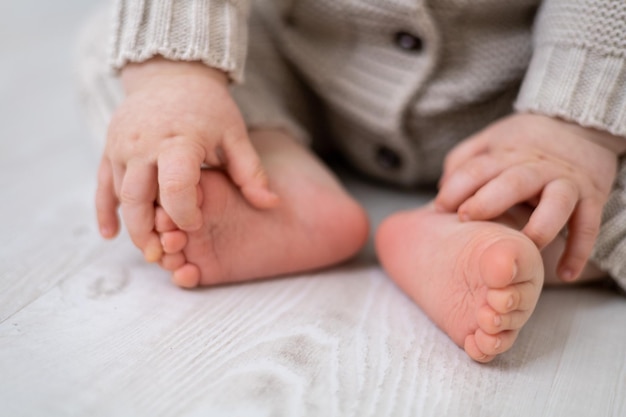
110, 0, 249, 83
515, 44, 626, 138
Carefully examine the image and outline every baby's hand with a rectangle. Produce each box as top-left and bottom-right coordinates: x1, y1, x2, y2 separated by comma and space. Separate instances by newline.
96, 58, 278, 262
435, 113, 625, 281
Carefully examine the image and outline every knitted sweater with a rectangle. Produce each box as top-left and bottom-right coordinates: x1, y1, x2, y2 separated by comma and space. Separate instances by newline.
111, 0, 626, 177
108, 0, 626, 289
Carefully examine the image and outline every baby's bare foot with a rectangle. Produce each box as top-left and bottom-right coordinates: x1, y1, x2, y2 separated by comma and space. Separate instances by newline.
376, 205, 544, 362
155, 130, 369, 288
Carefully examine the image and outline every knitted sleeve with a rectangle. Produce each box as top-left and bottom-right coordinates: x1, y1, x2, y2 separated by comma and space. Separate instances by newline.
515, 0, 626, 138
109, 0, 250, 83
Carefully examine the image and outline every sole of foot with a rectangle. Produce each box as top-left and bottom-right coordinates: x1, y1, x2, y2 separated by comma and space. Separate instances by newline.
376, 205, 544, 362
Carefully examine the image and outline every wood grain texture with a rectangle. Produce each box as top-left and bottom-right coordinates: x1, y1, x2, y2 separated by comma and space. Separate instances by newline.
1, 2, 625, 416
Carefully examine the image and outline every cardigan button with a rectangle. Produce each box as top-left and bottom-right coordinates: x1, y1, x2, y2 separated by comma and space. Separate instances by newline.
394, 31, 423, 52
375, 145, 403, 171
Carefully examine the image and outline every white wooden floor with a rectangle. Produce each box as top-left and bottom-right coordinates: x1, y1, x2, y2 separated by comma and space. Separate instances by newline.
1, 2, 625, 416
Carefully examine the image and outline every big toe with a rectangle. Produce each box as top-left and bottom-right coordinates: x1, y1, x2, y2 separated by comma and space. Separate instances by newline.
173, 263, 201, 289
479, 234, 542, 288
479, 236, 533, 288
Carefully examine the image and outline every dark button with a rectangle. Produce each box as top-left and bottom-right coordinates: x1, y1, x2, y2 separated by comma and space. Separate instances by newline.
394, 31, 423, 52
284, 13, 297, 26
376, 146, 403, 171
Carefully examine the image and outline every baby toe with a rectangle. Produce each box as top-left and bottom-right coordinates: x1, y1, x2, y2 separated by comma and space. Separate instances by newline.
486, 286, 520, 314
477, 305, 503, 334
143, 234, 164, 263
161, 230, 188, 254
478, 305, 531, 334
160, 253, 186, 271
496, 310, 531, 332
155, 207, 178, 232
487, 281, 538, 314
464, 333, 496, 363
474, 328, 519, 357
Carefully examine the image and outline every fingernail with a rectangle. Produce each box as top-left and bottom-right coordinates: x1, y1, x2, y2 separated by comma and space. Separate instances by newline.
494, 337, 502, 350
494, 315, 502, 327
192, 220, 203, 231
262, 188, 281, 207
182, 216, 202, 232
266, 191, 281, 207
101, 226, 117, 239
459, 211, 470, 222
561, 269, 574, 282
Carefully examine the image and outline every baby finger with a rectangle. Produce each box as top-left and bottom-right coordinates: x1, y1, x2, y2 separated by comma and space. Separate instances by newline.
221, 129, 279, 209
557, 199, 603, 281
522, 179, 578, 250
120, 162, 162, 262
95, 157, 120, 238
435, 154, 505, 212
157, 145, 204, 232
440, 134, 488, 186
456, 163, 546, 221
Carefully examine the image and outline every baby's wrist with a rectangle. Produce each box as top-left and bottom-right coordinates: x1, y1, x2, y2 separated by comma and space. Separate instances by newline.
565, 120, 626, 155
520, 112, 626, 155
121, 56, 229, 95
579, 127, 626, 156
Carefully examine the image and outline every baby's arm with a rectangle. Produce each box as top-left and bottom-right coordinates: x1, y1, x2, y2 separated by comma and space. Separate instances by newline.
435, 113, 625, 281
96, 57, 278, 261
437, 0, 626, 282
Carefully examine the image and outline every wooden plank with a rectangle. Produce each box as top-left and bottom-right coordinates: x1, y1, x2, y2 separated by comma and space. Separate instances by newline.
2, 254, 625, 416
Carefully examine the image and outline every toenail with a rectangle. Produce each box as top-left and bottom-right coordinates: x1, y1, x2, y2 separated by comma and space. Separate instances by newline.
510, 262, 518, 282
144, 246, 162, 263
494, 315, 502, 327
494, 337, 502, 350
506, 296, 514, 310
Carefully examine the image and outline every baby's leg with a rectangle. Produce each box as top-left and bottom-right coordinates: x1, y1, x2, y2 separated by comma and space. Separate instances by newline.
376, 205, 545, 362
156, 129, 370, 288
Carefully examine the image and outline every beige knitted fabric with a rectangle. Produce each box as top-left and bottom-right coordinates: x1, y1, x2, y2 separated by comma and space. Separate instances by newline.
515, 0, 626, 138
81, 0, 626, 290
111, 0, 250, 82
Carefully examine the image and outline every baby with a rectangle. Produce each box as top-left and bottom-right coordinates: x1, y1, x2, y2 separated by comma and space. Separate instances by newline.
83, 0, 626, 362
